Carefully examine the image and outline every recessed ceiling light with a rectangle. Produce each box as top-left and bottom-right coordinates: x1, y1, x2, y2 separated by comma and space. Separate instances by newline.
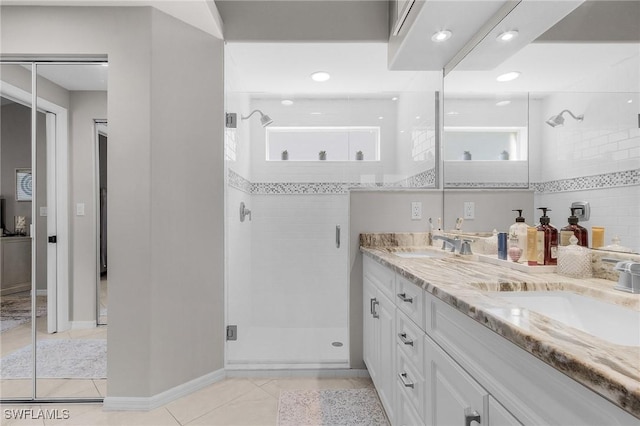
431, 30, 452, 42
281, 99, 294, 106
311, 71, 331, 82
446, 111, 459, 115
400, 130, 405, 133
495, 100, 511, 107
391, 97, 399, 101
415, 115, 421, 120
627, 99, 633, 104
497, 30, 518, 42
378, 116, 384, 120
310, 112, 323, 115
496, 71, 521, 82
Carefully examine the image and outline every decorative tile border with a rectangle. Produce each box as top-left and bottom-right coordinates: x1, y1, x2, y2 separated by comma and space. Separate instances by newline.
445, 182, 529, 189
252, 182, 349, 195
230, 168, 639, 194
228, 169, 251, 194
228, 168, 436, 195
533, 169, 639, 194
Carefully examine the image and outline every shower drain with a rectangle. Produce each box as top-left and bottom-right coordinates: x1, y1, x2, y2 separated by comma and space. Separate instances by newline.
331, 341, 343, 347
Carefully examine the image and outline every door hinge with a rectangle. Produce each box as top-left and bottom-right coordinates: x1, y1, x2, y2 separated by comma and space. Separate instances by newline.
48, 235, 57, 243
226, 325, 237, 341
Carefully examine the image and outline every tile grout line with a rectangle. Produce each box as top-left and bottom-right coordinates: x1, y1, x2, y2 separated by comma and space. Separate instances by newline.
169, 379, 265, 426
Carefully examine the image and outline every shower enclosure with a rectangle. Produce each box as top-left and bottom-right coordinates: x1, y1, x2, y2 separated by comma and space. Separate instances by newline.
224, 43, 441, 369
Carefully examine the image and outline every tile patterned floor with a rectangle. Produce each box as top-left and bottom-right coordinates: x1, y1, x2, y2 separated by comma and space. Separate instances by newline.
1, 377, 376, 425
2, 291, 375, 425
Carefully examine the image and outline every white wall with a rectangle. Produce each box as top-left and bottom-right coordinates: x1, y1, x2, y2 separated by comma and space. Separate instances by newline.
1, 5, 226, 400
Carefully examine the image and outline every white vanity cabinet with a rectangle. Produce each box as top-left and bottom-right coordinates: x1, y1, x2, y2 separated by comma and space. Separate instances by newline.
363, 254, 639, 426
363, 256, 397, 424
424, 334, 522, 426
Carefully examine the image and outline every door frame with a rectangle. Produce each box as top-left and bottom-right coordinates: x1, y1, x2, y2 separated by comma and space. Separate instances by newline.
94, 119, 107, 325
1, 79, 70, 332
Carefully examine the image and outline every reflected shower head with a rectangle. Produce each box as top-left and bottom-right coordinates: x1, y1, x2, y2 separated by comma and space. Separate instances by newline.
545, 109, 584, 127
242, 109, 273, 127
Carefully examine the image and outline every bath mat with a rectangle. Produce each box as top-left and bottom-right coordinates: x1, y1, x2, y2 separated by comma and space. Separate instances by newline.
277, 388, 389, 426
0, 339, 106, 379
1, 293, 47, 333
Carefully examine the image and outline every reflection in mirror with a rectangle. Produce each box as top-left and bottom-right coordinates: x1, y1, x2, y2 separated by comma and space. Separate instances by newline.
34, 62, 107, 399
0, 62, 107, 401
1, 64, 34, 399
443, 94, 529, 188
443, 2, 639, 252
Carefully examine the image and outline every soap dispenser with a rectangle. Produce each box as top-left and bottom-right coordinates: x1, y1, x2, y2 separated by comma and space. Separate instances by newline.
560, 207, 589, 247
536, 207, 558, 265
508, 209, 529, 262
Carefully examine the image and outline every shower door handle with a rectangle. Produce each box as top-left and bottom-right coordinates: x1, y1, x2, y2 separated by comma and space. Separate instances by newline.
336, 225, 341, 248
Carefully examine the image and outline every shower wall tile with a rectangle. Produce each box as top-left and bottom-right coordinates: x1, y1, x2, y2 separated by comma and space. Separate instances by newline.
250, 194, 349, 328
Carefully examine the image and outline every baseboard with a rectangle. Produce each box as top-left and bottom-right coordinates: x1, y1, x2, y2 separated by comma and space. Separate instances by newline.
36, 289, 48, 296
70, 320, 97, 329
103, 368, 226, 411
226, 368, 370, 379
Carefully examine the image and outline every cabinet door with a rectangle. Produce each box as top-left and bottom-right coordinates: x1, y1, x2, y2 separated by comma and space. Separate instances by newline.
425, 335, 487, 426
488, 396, 522, 426
376, 293, 396, 424
363, 277, 378, 382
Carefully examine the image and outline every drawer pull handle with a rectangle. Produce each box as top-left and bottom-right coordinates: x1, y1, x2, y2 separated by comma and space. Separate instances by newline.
464, 408, 481, 426
397, 293, 413, 303
398, 372, 414, 388
397, 332, 414, 346
370, 298, 376, 315
372, 299, 380, 319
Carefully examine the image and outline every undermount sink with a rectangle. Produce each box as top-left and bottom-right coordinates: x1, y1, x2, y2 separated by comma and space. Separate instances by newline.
393, 251, 446, 259
487, 291, 640, 347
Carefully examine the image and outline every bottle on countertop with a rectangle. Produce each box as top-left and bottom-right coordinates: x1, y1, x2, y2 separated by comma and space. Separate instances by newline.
508, 209, 529, 262
560, 207, 589, 247
536, 207, 558, 265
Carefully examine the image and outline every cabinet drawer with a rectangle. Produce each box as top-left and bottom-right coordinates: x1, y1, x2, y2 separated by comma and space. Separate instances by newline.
396, 348, 425, 420
364, 255, 396, 300
396, 309, 424, 367
395, 384, 424, 426
395, 274, 424, 327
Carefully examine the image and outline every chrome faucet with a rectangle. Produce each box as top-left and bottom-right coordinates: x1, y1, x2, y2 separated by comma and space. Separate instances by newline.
613, 261, 640, 294
433, 234, 474, 255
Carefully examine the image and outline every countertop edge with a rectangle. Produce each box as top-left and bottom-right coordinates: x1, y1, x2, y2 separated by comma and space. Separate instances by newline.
360, 246, 640, 419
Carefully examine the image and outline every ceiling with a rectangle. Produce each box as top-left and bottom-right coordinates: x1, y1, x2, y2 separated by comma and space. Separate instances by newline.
1, 0, 223, 38
225, 42, 436, 95
33, 63, 109, 91
5, 1, 638, 96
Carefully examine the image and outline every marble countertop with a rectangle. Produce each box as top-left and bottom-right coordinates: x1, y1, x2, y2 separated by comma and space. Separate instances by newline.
360, 235, 640, 419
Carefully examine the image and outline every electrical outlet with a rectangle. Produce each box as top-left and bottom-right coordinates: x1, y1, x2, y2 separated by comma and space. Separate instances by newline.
463, 202, 475, 219
411, 202, 422, 220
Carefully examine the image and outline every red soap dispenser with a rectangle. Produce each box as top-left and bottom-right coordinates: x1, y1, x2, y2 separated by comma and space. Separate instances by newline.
560, 207, 589, 247
536, 207, 558, 265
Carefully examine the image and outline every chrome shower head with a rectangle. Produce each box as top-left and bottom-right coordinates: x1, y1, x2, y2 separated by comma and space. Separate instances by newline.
242, 109, 273, 127
545, 109, 583, 127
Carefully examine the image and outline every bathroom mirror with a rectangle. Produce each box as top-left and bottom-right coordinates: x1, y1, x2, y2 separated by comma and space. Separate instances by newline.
443, 1, 640, 252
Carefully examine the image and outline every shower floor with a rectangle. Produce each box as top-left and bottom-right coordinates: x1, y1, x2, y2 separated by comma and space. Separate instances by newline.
226, 326, 349, 370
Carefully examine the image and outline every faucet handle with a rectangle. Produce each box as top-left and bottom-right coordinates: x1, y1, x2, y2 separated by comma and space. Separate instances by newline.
460, 240, 473, 255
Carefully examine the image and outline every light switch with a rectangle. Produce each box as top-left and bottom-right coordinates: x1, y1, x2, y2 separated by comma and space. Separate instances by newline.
40, 207, 48, 217
76, 203, 85, 216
